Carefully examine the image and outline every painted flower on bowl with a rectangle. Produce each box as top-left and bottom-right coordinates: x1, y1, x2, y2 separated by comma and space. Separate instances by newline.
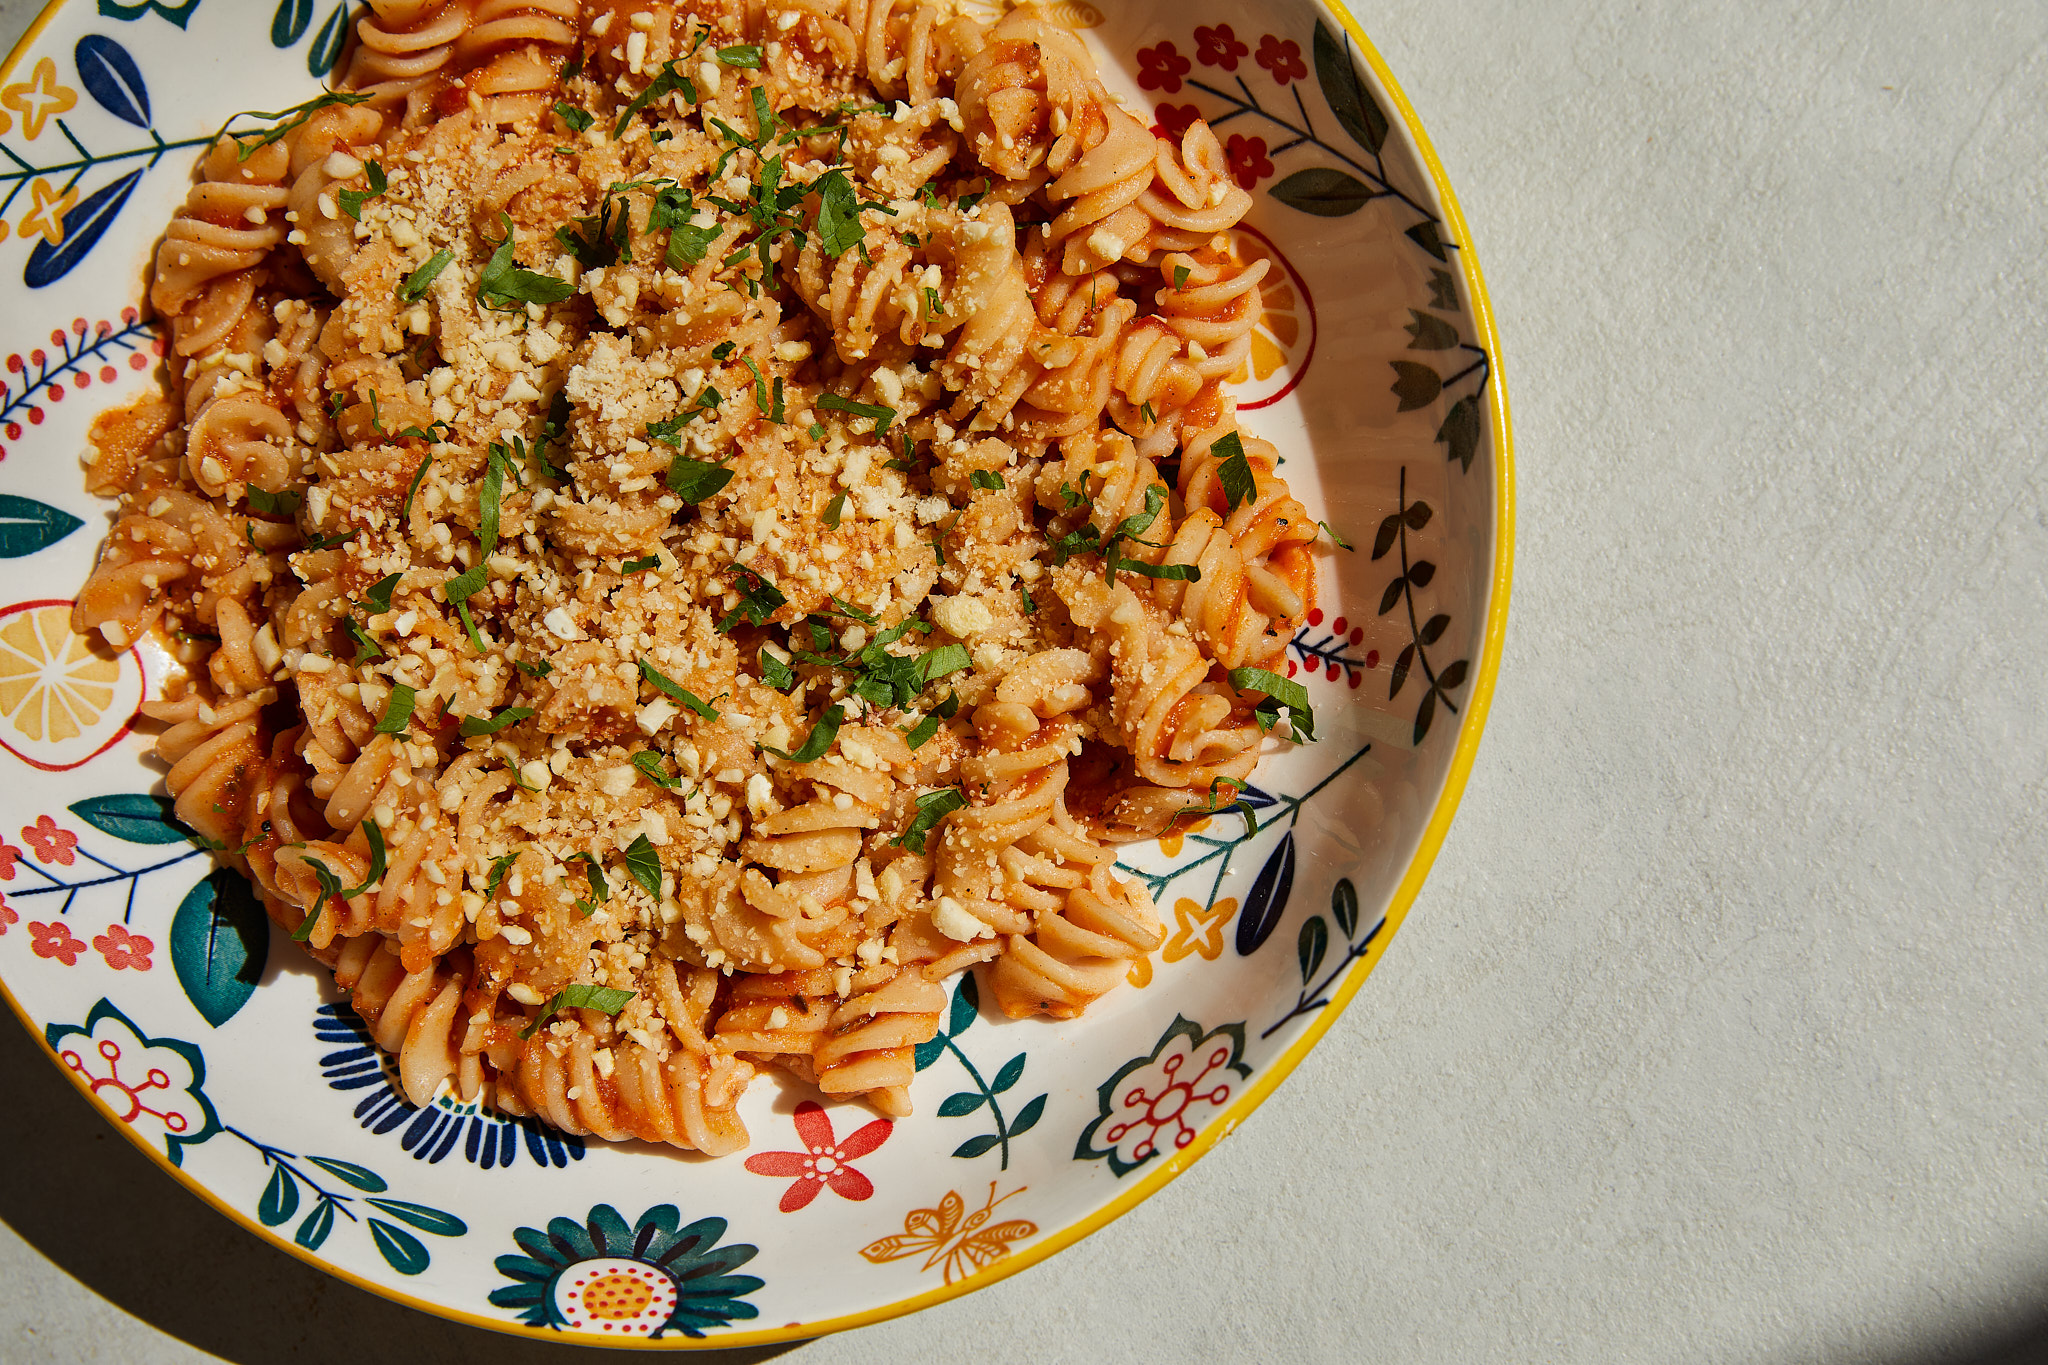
1256, 34, 1308, 84
744, 1100, 891, 1212
21, 813, 76, 865
1135, 40, 1190, 93
45, 999, 220, 1163
1224, 134, 1275, 189
1193, 23, 1248, 70
90, 922, 150, 970
1076, 1017, 1252, 1177
1152, 101, 1201, 141
28, 917, 81, 964
489, 1204, 762, 1339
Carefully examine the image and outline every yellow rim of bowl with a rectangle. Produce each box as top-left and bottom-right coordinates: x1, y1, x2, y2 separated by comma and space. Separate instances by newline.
0, 0, 1514, 1347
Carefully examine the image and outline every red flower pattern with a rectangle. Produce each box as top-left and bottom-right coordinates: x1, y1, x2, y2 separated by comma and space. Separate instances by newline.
1256, 34, 1308, 85
1224, 134, 1275, 189
743, 1101, 892, 1212
1135, 41, 1190, 94
93, 923, 153, 971
0, 839, 19, 881
0, 893, 15, 936
1152, 102, 1201, 141
29, 920, 84, 965
1194, 24, 1249, 71
22, 815, 78, 866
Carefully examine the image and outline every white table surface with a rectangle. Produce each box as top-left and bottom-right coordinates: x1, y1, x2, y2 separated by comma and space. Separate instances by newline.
3, 1, 2044, 1362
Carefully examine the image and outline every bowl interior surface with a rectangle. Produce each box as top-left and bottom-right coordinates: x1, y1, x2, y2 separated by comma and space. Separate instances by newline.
0, 0, 1507, 1344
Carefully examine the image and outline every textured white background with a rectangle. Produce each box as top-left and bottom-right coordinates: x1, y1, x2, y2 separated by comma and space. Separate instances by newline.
2, 0, 2045, 1362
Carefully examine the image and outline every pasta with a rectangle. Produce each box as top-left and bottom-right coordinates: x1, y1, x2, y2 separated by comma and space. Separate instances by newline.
72, 0, 1325, 1154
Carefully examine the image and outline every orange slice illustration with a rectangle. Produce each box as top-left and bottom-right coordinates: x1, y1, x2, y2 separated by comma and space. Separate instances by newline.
0, 600, 144, 771
1226, 225, 1318, 409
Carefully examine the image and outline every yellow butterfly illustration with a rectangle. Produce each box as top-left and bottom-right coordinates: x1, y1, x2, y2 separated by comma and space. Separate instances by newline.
859, 1183, 1037, 1284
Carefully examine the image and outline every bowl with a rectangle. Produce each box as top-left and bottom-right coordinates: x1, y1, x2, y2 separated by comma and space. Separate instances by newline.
0, 0, 1511, 1344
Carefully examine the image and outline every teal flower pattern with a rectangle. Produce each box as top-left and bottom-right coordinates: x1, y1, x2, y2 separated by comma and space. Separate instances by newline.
490, 1204, 763, 1339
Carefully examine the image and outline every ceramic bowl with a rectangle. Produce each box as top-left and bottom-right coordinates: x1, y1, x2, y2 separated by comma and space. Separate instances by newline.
0, 0, 1511, 1345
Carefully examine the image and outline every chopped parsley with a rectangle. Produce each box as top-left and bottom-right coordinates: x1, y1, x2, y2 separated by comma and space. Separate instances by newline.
246, 485, 302, 517
758, 648, 796, 692
760, 702, 843, 763
892, 787, 966, 854
1227, 666, 1317, 743
337, 159, 387, 220
716, 43, 762, 67
520, 983, 634, 1039
621, 555, 659, 573
401, 453, 433, 522
823, 492, 847, 527
365, 573, 402, 618
566, 851, 609, 907
969, 469, 1005, 491
458, 706, 534, 738
220, 91, 373, 162
476, 213, 575, 310
613, 60, 699, 139
1174, 263, 1191, 291
817, 392, 894, 434
397, 249, 453, 303
638, 659, 720, 719
666, 456, 733, 503
372, 684, 416, 736
718, 565, 786, 632
1212, 432, 1256, 512
812, 169, 866, 257
290, 819, 388, 940
740, 356, 785, 422
622, 833, 663, 902
344, 617, 382, 664
632, 750, 681, 788
483, 850, 520, 900
552, 101, 593, 133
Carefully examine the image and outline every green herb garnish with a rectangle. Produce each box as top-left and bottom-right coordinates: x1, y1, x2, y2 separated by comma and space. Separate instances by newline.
760, 702, 843, 762
632, 750, 681, 787
623, 833, 663, 901
718, 565, 786, 633
398, 249, 453, 303
246, 485, 302, 517
1212, 432, 1255, 512
337, 159, 387, 220
891, 787, 966, 854
373, 684, 416, 736
459, 706, 534, 738
477, 212, 575, 310
613, 60, 699, 139
816, 392, 894, 434
638, 659, 720, 719
1227, 666, 1317, 743
520, 983, 634, 1039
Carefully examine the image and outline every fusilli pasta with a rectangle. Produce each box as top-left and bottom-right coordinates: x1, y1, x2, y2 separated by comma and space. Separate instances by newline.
73, 0, 1328, 1153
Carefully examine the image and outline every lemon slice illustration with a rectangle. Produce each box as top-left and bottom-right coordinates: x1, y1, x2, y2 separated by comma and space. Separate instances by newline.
0, 601, 144, 771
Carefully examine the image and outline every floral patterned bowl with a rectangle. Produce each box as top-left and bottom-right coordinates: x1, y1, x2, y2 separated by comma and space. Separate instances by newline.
0, 0, 1511, 1346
